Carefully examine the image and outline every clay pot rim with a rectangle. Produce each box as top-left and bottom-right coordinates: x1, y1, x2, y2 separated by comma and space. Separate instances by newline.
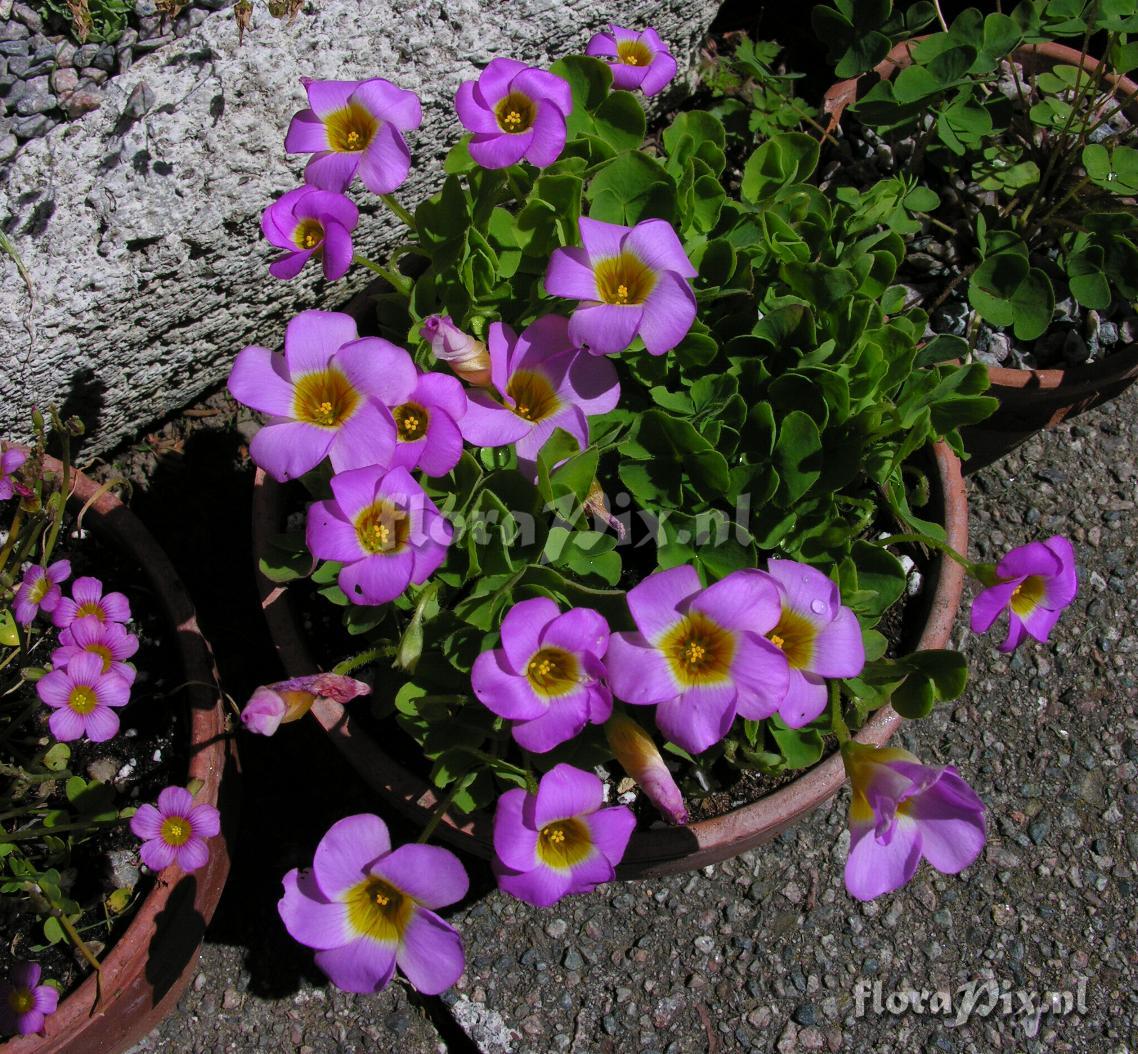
252, 442, 967, 877
5, 452, 232, 1054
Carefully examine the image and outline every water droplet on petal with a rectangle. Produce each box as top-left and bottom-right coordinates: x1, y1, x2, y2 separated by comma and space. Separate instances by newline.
810, 599, 827, 614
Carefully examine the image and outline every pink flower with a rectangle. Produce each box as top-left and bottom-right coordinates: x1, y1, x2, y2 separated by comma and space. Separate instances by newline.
471, 597, 612, 753
843, 743, 986, 901
388, 369, 469, 478
228, 310, 417, 483
35, 652, 131, 742
585, 25, 677, 96
457, 316, 619, 475
971, 536, 1077, 652
52, 616, 139, 685
454, 58, 572, 169
305, 465, 452, 606
493, 764, 635, 907
241, 674, 370, 736
605, 566, 789, 755
12, 559, 71, 626
279, 814, 468, 994
285, 77, 421, 194
0, 961, 58, 1037
758, 560, 866, 728
262, 185, 359, 281
51, 574, 130, 630
0, 446, 27, 502
545, 217, 697, 357
130, 785, 221, 873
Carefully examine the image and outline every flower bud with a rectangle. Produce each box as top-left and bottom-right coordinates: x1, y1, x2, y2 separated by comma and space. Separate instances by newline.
605, 712, 688, 824
241, 686, 288, 736
420, 315, 491, 387
584, 478, 625, 539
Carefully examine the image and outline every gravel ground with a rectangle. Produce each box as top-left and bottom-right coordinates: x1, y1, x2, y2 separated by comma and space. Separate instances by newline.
108, 380, 1137, 1054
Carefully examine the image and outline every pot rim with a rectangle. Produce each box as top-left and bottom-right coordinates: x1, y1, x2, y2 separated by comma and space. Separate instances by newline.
4, 451, 233, 1054
252, 442, 967, 877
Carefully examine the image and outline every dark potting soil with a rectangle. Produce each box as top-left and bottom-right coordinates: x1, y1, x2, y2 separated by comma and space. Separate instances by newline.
0, 514, 188, 1000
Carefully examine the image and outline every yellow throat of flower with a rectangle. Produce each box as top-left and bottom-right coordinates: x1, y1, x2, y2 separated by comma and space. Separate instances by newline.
507, 369, 560, 423
354, 500, 411, 556
616, 40, 652, 67
536, 817, 592, 869
293, 367, 360, 429
345, 876, 414, 942
325, 101, 379, 153
766, 607, 816, 670
660, 611, 735, 687
495, 91, 536, 134
594, 253, 655, 306
525, 646, 581, 698
393, 402, 430, 442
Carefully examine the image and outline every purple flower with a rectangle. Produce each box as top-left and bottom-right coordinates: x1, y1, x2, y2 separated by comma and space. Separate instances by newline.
52, 615, 139, 686
605, 566, 789, 755
262, 186, 359, 281
970, 535, 1077, 653
285, 77, 421, 194
388, 370, 469, 477
306, 464, 452, 606
130, 785, 221, 873
12, 559, 70, 626
0, 962, 58, 1037
843, 743, 986, 901
228, 310, 417, 483
493, 764, 635, 907
457, 316, 619, 473
241, 674, 371, 736
760, 559, 866, 728
420, 315, 491, 387
51, 574, 130, 630
585, 25, 677, 96
545, 217, 697, 356
0, 446, 26, 502
35, 652, 131, 742
604, 712, 687, 824
472, 597, 611, 753
454, 57, 572, 169
279, 814, 468, 995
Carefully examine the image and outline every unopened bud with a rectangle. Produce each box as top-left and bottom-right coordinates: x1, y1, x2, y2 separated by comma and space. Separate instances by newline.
585, 479, 625, 539
420, 314, 492, 387
605, 713, 688, 824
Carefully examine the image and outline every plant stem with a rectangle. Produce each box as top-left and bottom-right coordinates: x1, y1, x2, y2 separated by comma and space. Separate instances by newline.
332, 645, 395, 676
874, 531, 983, 578
54, 907, 103, 1005
380, 193, 417, 230
353, 255, 412, 296
41, 420, 71, 566
416, 777, 468, 845
932, 0, 949, 32
1, 816, 126, 841
829, 683, 850, 744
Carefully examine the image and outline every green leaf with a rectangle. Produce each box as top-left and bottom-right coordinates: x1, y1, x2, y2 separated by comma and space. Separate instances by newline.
0, 608, 16, 647
741, 133, 820, 202
774, 411, 823, 501
1067, 246, 1111, 309
1083, 144, 1138, 195
548, 55, 611, 138
906, 649, 968, 701
593, 91, 647, 152
968, 252, 1054, 340
42, 743, 71, 772
769, 719, 825, 769
585, 152, 678, 226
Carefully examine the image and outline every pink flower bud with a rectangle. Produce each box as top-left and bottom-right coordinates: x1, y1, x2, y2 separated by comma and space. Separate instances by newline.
420, 315, 491, 386
240, 687, 288, 736
241, 674, 370, 736
605, 712, 688, 824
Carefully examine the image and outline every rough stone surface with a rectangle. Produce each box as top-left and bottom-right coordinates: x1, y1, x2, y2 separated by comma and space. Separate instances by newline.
0, 0, 718, 453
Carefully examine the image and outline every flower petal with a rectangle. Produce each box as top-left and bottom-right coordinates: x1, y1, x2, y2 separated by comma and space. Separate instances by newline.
285, 310, 360, 377
313, 814, 392, 900
569, 302, 644, 356
314, 938, 397, 994
373, 844, 469, 908
731, 634, 790, 720
689, 569, 782, 634
534, 763, 603, 827
321, 222, 354, 281
637, 270, 696, 356
605, 632, 681, 705
906, 769, 986, 874
511, 692, 590, 753
458, 394, 531, 447
626, 565, 701, 642
396, 909, 465, 995
540, 607, 609, 657
339, 551, 415, 606
471, 648, 548, 721
808, 606, 865, 678
279, 867, 353, 950
624, 219, 696, 278
303, 149, 360, 192
493, 788, 540, 872
640, 51, 678, 96
844, 813, 922, 901
970, 581, 1017, 634
654, 682, 735, 755
776, 668, 829, 728
358, 123, 412, 195
469, 129, 533, 169
284, 110, 330, 152
495, 860, 572, 907
583, 806, 636, 866
250, 421, 334, 483
228, 345, 296, 417
328, 402, 397, 474
523, 103, 566, 168
352, 79, 422, 129
578, 216, 628, 261
545, 246, 600, 302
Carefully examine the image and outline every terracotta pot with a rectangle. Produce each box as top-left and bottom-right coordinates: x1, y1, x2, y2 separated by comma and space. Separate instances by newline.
824, 41, 1138, 472
6, 456, 236, 1054
252, 443, 967, 878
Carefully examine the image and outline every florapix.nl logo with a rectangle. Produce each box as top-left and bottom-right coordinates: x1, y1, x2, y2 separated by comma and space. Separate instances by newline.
853, 977, 1089, 1037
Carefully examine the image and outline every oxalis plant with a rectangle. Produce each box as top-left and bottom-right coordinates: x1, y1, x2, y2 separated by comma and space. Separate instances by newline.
815, 0, 1138, 347
231, 24, 1078, 999
0, 414, 219, 1039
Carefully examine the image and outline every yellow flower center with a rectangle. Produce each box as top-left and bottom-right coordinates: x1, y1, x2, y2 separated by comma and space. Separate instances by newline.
660, 611, 735, 687
767, 608, 816, 670
507, 369, 560, 423
8, 988, 34, 1014
393, 402, 430, 442
293, 218, 324, 251
75, 601, 106, 621
616, 40, 652, 67
345, 876, 414, 943
88, 643, 115, 673
354, 500, 411, 556
525, 646, 581, 698
68, 685, 99, 715
594, 253, 656, 306
161, 816, 192, 847
30, 577, 51, 604
293, 367, 360, 429
325, 102, 379, 153
1010, 575, 1045, 616
536, 818, 593, 869
495, 91, 536, 134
